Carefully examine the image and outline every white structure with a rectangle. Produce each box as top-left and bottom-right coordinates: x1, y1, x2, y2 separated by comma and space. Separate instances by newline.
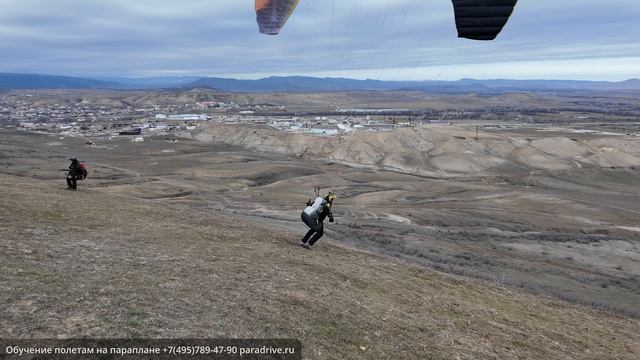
167, 114, 209, 121
337, 124, 354, 133
306, 129, 338, 136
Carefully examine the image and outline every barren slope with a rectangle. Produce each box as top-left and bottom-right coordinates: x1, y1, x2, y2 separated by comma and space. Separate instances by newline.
196, 125, 640, 177
1, 176, 639, 359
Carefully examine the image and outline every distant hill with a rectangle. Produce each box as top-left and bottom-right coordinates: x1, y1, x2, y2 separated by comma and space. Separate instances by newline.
183, 76, 640, 93
93, 76, 203, 89
410, 78, 640, 92
1, 72, 640, 93
0, 73, 124, 90
183, 76, 416, 92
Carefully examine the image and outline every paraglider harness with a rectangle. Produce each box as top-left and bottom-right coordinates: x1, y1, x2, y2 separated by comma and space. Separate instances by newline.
77, 162, 88, 180
305, 187, 334, 223
61, 161, 88, 180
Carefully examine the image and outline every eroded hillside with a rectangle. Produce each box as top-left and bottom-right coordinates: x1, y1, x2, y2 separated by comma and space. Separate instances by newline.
196, 125, 640, 177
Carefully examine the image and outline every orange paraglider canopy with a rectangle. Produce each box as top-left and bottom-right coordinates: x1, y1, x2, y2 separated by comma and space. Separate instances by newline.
255, 0, 300, 35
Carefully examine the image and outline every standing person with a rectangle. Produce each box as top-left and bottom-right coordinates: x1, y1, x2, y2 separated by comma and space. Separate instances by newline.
300, 191, 336, 250
66, 157, 82, 190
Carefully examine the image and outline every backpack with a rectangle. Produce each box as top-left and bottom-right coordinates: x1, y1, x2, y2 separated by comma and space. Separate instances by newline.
304, 197, 326, 218
78, 163, 88, 180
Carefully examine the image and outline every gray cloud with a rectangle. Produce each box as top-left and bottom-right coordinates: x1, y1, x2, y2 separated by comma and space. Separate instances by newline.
0, 0, 638, 80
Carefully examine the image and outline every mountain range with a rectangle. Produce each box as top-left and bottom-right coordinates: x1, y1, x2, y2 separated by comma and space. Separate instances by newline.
1, 72, 640, 93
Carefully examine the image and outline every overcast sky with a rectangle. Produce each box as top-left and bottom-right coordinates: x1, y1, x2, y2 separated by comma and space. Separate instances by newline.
0, 0, 639, 80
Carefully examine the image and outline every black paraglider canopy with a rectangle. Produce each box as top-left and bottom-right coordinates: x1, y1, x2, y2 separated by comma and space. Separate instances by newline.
451, 0, 518, 40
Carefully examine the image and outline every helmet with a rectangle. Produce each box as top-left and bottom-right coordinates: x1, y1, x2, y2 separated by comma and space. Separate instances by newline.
69, 157, 78, 161
325, 191, 337, 202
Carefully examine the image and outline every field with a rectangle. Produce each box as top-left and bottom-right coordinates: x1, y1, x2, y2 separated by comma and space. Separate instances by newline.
2, 89, 640, 359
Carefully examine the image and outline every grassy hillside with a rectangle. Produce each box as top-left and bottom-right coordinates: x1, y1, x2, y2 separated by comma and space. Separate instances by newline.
1, 175, 639, 359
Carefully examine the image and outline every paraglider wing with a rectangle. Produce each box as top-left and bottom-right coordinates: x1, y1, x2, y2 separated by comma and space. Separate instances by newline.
452, 0, 517, 40
256, 0, 300, 35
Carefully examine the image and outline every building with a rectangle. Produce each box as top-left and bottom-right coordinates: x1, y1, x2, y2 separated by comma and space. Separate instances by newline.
119, 128, 142, 136
167, 114, 209, 121
305, 128, 339, 136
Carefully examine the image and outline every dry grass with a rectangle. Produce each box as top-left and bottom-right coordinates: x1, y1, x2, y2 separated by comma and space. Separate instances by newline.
1, 175, 640, 359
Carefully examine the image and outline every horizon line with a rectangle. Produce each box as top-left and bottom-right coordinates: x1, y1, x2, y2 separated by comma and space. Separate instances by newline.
1, 72, 639, 83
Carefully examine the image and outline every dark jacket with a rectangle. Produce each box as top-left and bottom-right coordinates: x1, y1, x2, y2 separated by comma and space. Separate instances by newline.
318, 201, 334, 223
69, 160, 81, 176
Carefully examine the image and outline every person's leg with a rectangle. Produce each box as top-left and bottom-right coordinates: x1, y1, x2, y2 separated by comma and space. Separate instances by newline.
308, 222, 324, 246
302, 229, 315, 243
301, 212, 318, 243
71, 176, 77, 190
66, 176, 72, 188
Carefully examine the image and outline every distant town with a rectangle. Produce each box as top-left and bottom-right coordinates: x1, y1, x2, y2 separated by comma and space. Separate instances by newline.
0, 96, 441, 140
2, 89, 640, 141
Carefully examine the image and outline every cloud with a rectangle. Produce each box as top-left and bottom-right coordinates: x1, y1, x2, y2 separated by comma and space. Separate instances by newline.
0, 0, 638, 80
